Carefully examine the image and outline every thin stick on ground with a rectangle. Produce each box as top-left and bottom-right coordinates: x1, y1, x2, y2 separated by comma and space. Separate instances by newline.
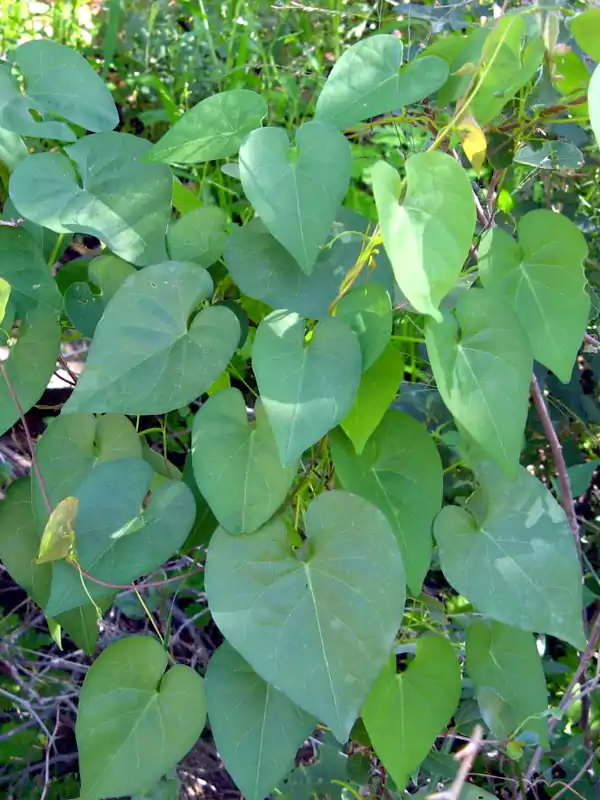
428, 725, 484, 800
530, 374, 582, 566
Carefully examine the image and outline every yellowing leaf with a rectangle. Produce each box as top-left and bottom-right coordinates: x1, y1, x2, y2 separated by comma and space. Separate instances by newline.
458, 114, 487, 173
36, 496, 78, 564
0, 276, 11, 326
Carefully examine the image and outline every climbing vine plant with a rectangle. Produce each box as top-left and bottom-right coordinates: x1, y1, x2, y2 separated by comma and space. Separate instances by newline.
0, 5, 599, 799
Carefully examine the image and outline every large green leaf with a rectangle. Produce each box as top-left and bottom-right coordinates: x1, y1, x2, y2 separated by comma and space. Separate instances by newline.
373, 153, 475, 320
224, 209, 394, 320
588, 64, 600, 151
362, 636, 461, 791
341, 343, 405, 454
466, 620, 548, 747
206, 642, 316, 800
0, 306, 60, 437
192, 388, 297, 533
434, 464, 586, 649
330, 410, 442, 594
0, 126, 28, 170
239, 121, 351, 275
32, 412, 142, 524
45, 459, 195, 616
571, 9, 600, 61
77, 636, 206, 800
9, 133, 172, 266
315, 34, 449, 130
167, 206, 228, 268
335, 283, 392, 371
479, 210, 588, 383
148, 89, 267, 164
252, 311, 362, 466
64, 262, 240, 415
425, 288, 532, 476
0, 226, 62, 313
206, 491, 405, 741
12, 39, 118, 133
0, 479, 99, 654
0, 63, 75, 142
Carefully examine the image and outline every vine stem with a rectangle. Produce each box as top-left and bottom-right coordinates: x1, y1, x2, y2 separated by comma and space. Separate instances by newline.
428, 725, 484, 800
530, 374, 583, 567
0, 358, 199, 594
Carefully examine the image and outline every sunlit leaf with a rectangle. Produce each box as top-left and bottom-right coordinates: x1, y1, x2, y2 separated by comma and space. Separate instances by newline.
36, 496, 78, 564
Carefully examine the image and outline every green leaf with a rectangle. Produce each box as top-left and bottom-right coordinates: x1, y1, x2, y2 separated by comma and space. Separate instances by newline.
341, 343, 405, 454
206, 642, 316, 800
588, 64, 600, 149
239, 121, 351, 275
479, 210, 588, 384
206, 491, 405, 741
513, 141, 584, 171
65, 254, 136, 337
335, 283, 392, 370
330, 410, 442, 594
466, 620, 549, 747
433, 463, 586, 649
252, 311, 362, 466
0, 63, 75, 141
0, 306, 60, 437
0, 479, 99, 654
0, 277, 10, 325
45, 459, 195, 616
32, 412, 141, 524
362, 636, 461, 791
182, 452, 218, 550
167, 206, 228, 268
425, 288, 532, 476
64, 262, 240, 415
277, 733, 349, 800
571, 9, 600, 62
0, 226, 62, 313
76, 635, 206, 800
192, 388, 297, 533
224, 208, 394, 320
315, 34, 449, 130
373, 153, 475, 320
0, 126, 28, 170
9, 133, 172, 266
36, 497, 78, 564
12, 39, 118, 133
148, 89, 267, 164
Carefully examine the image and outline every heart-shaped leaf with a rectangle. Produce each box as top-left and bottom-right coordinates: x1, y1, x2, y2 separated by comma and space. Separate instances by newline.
335, 283, 392, 370
12, 39, 118, 133
0, 126, 28, 170
0, 227, 62, 313
149, 89, 267, 164
315, 34, 449, 130
64, 262, 240, 415
340, 343, 405, 455
76, 636, 206, 800
167, 206, 228, 268
192, 388, 298, 533
239, 121, 351, 275
0, 479, 100, 654
252, 311, 362, 466
373, 153, 475, 321
32, 413, 141, 525
206, 491, 405, 741
362, 636, 461, 791
434, 463, 586, 649
479, 210, 589, 383
45, 459, 195, 616
425, 288, 532, 476
224, 209, 394, 320
0, 63, 75, 141
65, 254, 136, 337
9, 133, 172, 266
467, 620, 549, 747
0, 306, 60, 437
331, 410, 443, 594
206, 642, 316, 800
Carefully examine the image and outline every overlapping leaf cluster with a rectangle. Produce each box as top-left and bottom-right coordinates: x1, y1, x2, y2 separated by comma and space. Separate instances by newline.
0, 9, 597, 798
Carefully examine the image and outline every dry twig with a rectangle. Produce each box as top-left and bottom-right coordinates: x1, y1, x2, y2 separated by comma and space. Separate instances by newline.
428, 725, 484, 800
